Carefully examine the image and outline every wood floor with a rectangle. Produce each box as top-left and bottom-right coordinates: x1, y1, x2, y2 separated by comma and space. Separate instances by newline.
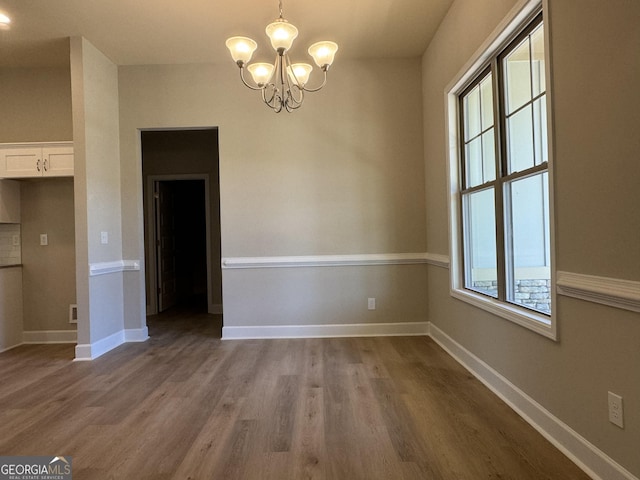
0, 307, 591, 479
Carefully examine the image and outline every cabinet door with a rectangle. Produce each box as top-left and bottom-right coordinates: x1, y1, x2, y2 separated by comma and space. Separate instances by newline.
43, 146, 74, 177
0, 148, 42, 178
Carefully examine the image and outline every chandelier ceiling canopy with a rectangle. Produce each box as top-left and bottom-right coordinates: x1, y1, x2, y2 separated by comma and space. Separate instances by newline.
226, 0, 338, 113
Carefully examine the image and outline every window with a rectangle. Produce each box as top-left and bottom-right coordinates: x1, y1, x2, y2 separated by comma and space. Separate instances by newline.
447, 9, 555, 338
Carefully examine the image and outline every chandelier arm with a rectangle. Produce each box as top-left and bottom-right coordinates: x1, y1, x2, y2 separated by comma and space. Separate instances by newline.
300, 67, 328, 93
285, 85, 304, 112
286, 96, 304, 111
261, 85, 271, 106
281, 54, 302, 108
238, 66, 263, 91
261, 83, 282, 112
273, 91, 284, 113
262, 83, 276, 105
288, 84, 304, 106
279, 53, 289, 93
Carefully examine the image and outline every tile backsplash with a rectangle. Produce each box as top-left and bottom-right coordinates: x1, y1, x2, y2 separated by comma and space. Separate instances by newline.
0, 224, 21, 266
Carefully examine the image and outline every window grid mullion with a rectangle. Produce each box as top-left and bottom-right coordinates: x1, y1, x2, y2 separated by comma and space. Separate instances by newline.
492, 58, 508, 302
504, 91, 546, 120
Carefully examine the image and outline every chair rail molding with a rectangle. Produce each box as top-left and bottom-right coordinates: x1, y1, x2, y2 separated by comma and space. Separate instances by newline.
222, 252, 444, 269
424, 252, 450, 269
89, 259, 141, 276
556, 271, 640, 313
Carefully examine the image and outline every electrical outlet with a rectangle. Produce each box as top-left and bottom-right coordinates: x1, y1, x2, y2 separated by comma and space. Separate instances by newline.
608, 391, 624, 428
39, 233, 48, 246
368, 298, 376, 310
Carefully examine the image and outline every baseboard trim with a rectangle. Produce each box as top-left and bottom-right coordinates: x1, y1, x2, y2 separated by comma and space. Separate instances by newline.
124, 327, 149, 342
428, 322, 638, 480
74, 330, 125, 361
74, 327, 150, 361
222, 321, 429, 340
23, 330, 77, 344
209, 303, 223, 315
0, 342, 24, 353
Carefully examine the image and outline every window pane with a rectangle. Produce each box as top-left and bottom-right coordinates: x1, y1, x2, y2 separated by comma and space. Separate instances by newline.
507, 105, 534, 173
466, 137, 483, 187
482, 129, 496, 182
505, 37, 532, 114
464, 188, 497, 297
480, 74, 494, 130
464, 85, 481, 140
505, 172, 550, 314
531, 25, 546, 96
533, 96, 548, 165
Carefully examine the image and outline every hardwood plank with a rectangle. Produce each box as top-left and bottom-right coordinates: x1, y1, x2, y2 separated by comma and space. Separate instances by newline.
0, 306, 592, 480
292, 387, 326, 480
267, 375, 300, 452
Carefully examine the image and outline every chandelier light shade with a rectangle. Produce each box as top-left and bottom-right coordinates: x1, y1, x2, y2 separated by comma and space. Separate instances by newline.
265, 20, 298, 52
225, 37, 258, 64
225, 0, 338, 113
0, 11, 11, 30
308, 41, 339, 68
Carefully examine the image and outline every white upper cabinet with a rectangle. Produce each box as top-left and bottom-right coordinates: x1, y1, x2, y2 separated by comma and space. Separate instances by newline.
0, 142, 74, 178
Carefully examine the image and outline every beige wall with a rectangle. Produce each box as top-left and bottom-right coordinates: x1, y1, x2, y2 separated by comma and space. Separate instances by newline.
550, 1, 640, 280
0, 66, 73, 143
422, 0, 640, 476
0, 180, 21, 223
21, 178, 76, 332
0, 267, 23, 351
224, 265, 428, 328
118, 58, 428, 328
71, 37, 125, 346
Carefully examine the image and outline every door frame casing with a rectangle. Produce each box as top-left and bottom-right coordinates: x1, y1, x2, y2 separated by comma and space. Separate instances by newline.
145, 174, 213, 315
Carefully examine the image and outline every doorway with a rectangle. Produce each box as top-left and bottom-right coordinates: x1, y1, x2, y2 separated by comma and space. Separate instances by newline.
141, 129, 222, 316
154, 179, 208, 312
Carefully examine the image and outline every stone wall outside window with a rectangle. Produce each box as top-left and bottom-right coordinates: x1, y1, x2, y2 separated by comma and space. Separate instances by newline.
472, 279, 551, 314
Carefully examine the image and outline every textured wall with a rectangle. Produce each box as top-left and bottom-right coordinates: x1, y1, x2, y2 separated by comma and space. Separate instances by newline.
118, 58, 428, 328
21, 178, 76, 332
422, 0, 640, 476
0, 66, 73, 143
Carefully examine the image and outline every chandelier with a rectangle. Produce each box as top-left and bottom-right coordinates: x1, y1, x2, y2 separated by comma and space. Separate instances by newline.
225, 0, 338, 113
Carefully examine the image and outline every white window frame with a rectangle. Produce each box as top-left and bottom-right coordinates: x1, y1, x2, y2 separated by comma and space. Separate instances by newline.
444, 0, 557, 340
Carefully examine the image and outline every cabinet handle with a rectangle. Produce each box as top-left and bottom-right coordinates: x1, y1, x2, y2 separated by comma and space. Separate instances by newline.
37, 159, 41, 172
43, 158, 48, 172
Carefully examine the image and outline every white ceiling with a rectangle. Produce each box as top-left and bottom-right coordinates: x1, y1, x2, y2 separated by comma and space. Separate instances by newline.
0, 0, 454, 68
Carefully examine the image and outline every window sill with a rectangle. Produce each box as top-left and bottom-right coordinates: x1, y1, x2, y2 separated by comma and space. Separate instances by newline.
450, 287, 557, 340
